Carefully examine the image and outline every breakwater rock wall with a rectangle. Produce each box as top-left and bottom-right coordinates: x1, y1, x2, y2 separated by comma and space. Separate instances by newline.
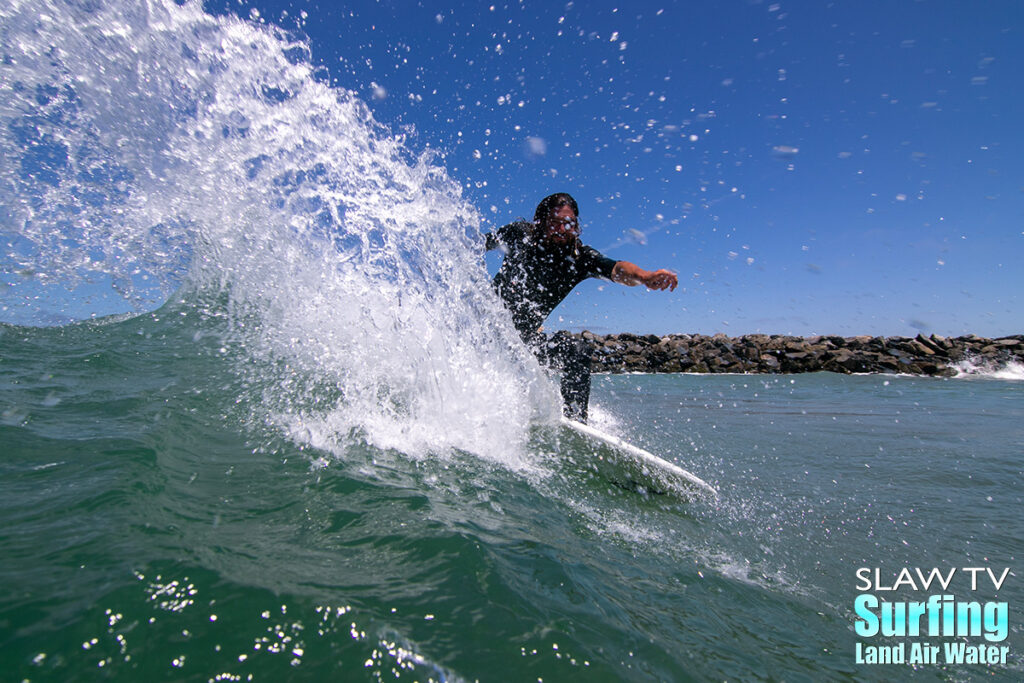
575, 332, 1024, 376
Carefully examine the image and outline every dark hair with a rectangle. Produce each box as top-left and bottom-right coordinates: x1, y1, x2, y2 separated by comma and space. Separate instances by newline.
533, 192, 579, 224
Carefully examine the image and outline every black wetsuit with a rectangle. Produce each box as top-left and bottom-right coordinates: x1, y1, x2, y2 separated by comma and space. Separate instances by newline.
484, 220, 617, 422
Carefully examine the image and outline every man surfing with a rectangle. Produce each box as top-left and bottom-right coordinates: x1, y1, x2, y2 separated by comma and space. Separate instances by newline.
484, 192, 678, 423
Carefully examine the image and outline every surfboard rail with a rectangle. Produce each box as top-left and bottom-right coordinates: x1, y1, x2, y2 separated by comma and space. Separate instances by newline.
561, 418, 718, 499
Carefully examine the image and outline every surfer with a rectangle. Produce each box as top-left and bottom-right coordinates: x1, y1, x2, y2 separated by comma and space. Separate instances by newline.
484, 192, 678, 422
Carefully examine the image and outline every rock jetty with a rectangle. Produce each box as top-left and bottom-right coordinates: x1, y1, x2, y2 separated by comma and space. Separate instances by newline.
574, 332, 1023, 377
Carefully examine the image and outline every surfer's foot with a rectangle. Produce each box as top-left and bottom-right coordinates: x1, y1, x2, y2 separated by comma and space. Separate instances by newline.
562, 404, 587, 424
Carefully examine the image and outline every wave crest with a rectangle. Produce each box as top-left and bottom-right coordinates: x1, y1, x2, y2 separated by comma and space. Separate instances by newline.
1, 0, 556, 462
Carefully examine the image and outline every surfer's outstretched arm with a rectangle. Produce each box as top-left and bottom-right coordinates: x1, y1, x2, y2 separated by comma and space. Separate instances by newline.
611, 261, 678, 291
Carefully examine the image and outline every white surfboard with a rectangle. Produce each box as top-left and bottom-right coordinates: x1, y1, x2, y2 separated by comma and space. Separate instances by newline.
561, 418, 718, 500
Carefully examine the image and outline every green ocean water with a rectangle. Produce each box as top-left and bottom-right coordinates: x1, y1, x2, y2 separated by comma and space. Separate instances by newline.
2, 313, 1022, 682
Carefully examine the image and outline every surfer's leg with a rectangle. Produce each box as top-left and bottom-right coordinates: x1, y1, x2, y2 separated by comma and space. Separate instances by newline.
549, 332, 591, 423
528, 332, 592, 422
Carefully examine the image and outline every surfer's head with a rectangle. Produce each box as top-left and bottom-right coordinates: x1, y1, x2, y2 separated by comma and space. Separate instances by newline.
534, 192, 581, 247
534, 192, 579, 224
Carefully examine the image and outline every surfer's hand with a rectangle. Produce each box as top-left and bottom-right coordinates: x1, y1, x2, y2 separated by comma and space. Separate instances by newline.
611, 261, 678, 291
643, 269, 678, 292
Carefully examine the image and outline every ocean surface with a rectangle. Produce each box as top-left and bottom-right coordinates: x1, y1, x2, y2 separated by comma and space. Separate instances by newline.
2, 313, 1022, 681
2, 0, 1022, 680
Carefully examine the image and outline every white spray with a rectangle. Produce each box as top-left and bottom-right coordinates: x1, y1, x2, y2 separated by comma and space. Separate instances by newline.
0, 0, 558, 465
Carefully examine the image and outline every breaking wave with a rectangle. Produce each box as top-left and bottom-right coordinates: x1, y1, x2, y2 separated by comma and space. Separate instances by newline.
0, 0, 558, 464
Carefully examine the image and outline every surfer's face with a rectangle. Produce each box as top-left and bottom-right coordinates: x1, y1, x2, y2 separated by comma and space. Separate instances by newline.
541, 205, 580, 247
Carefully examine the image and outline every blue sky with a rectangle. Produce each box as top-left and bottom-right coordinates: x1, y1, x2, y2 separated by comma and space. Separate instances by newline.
6, 0, 1022, 336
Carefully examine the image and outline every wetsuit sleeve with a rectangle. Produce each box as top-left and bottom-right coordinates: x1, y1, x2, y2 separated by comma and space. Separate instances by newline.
484, 221, 527, 251
579, 245, 617, 279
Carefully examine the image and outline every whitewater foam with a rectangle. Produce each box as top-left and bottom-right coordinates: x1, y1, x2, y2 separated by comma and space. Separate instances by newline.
952, 357, 1024, 381
0, 0, 560, 467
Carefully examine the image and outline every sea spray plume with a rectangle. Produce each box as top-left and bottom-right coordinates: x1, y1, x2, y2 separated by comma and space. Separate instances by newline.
0, 0, 216, 307
1, 0, 556, 466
